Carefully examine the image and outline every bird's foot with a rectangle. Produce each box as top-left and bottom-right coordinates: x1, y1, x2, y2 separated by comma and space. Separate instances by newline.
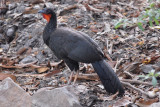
67, 72, 74, 85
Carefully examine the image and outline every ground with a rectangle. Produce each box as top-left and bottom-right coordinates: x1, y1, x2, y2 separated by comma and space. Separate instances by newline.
0, 0, 160, 107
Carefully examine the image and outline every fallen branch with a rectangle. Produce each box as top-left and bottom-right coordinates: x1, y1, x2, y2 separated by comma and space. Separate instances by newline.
71, 73, 99, 81
57, 4, 78, 16
0, 61, 40, 69
123, 70, 135, 78
15, 73, 45, 77
117, 2, 138, 9
122, 81, 148, 96
121, 81, 158, 98
83, 3, 103, 12
121, 79, 153, 86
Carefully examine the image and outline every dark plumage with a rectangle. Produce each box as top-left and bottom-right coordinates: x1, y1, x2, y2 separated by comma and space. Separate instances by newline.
39, 8, 124, 95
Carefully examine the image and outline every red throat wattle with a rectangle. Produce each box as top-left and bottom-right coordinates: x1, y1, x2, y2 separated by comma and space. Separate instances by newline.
42, 14, 51, 22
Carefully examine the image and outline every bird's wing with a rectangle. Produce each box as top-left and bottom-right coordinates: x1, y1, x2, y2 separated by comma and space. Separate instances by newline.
65, 29, 104, 63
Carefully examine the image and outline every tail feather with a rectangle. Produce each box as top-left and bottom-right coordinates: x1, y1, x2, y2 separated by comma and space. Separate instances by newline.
92, 59, 124, 95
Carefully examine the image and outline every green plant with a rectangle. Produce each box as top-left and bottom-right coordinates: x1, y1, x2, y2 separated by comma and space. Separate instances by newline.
114, 0, 160, 31
139, 70, 160, 87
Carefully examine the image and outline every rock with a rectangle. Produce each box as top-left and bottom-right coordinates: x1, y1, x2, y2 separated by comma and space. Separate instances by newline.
0, 20, 3, 26
0, 34, 5, 43
8, 3, 17, 10
15, 5, 26, 13
150, 102, 160, 107
45, 2, 55, 9
76, 85, 88, 93
32, 86, 82, 107
0, 77, 31, 107
140, 64, 154, 73
20, 55, 37, 64
5, 25, 18, 43
0, 7, 8, 15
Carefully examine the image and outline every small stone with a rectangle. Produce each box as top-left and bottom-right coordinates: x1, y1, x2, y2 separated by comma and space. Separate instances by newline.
32, 86, 82, 107
15, 5, 26, 13
77, 85, 88, 93
20, 55, 37, 64
150, 37, 158, 42
5, 25, 18, 43
140, 64, 154, 73
8, 3, 17, 10
45, 2, 54, 9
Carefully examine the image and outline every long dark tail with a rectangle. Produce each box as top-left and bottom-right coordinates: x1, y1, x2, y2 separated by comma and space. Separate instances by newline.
92, 59, 124, 95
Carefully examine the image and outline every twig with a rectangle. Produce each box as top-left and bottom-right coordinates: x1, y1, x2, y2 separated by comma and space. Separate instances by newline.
15, 74, 45, 77
83, 3, 103, 12
57, 4, 78, 16
123, 70, 135, 78
121, 81, 148, 96
117, 2, 138, 9
114, 58, 123, 72
72, 73, 99, 81
121, 79, 153, 86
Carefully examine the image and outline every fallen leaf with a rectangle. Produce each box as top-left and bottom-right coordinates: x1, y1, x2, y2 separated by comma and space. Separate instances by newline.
37, 67, 49, 73
23, 8, 38, 14
113, 96, 131, 106
75, 26, 84, 30
113, 35, 119, 39
45, 70, 61, 78
76, 73, 99, 81
136, 98, 159, 107
60, 77, 67, 83
137, 40, 145, 46
0, 48, 3, 53
150, 26, 160, 29
0, 73, 16, 82
17, 47, 28, 55
50, 60, 65, 69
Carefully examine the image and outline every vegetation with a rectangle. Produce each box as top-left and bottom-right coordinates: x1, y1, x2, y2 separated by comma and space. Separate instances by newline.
114, 0, 160, 30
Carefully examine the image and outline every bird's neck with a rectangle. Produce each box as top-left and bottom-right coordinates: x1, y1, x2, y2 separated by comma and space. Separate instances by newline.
43, 14, 57, 46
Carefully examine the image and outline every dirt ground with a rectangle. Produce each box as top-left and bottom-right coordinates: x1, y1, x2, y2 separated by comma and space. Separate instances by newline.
0, 0, 160, 106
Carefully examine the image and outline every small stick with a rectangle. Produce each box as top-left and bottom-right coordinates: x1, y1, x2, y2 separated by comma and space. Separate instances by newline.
121, 81, 148, 96
121, 79, 153, 86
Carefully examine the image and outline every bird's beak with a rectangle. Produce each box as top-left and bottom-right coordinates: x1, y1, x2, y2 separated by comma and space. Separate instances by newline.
38, 9, 45, 14
38, 9, 51, 22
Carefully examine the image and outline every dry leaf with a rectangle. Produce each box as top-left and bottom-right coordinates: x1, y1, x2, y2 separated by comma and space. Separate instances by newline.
60, 77, 67, 83
17, 47, 28, 55
0, 73, 16, 82
112, 96, 131, 107
76, 73, 99, 81
37, 67, 49, 73
45, 70, 61, 78
150, 26, 160, 29
0, 48, 3, 53
136, 98, 159, 107
137, 40, 145, 46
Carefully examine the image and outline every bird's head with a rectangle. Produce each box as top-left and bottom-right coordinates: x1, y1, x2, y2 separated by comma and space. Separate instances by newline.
38, 8, 56, 22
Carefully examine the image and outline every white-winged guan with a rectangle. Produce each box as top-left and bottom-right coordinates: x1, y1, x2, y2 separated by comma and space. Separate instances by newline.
38, 8, 124, 96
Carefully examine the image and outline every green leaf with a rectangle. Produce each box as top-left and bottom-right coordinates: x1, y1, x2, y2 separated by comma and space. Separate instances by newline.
114, 22, 123, 29
137, 22, 144, 31
138, 75, 146, 78
144, 75, 150, 80
152, 76, 157, 87
149, 17, 153, 27
155, 72, 160, 77
150, 3, 155, 8
153, 17, 159, 25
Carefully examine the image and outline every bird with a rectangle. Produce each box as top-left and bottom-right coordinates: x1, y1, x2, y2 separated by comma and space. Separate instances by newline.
38, 8, 124, 96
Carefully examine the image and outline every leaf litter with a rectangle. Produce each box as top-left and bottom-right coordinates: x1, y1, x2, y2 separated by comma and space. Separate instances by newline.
0, 0, 160, 106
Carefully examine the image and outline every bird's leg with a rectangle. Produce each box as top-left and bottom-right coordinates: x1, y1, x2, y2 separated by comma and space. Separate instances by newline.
68, 71, 74, 85
73, 70, 79, 85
